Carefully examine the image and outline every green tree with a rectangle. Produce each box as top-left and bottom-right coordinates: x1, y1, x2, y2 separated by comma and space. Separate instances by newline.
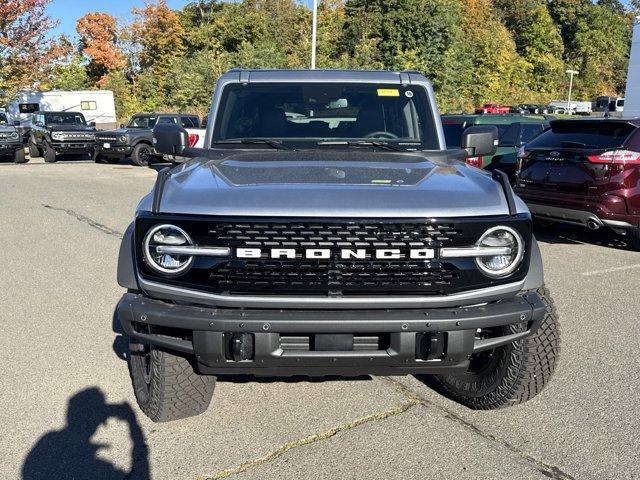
50, 56, 90, 90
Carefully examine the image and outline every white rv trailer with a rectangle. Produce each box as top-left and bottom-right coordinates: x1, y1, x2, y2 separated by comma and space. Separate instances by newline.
624, 18, 640, 117
6, 90, 117, 129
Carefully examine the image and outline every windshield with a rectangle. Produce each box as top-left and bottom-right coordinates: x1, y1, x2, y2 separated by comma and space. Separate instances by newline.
127, 116, 157, 128
212, 82, 438, 149
45, 113, 86, 125
0, 113, 8, 124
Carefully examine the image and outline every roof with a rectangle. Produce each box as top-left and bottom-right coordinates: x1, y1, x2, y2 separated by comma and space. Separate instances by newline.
220, 68, 431, 85
549, 117, 640, 127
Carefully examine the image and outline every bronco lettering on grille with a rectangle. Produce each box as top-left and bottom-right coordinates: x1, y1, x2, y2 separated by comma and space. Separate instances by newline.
236, 248, 435, 260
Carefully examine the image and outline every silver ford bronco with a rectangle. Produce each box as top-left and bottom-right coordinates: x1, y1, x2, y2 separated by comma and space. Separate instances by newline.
116, 69, 560, 422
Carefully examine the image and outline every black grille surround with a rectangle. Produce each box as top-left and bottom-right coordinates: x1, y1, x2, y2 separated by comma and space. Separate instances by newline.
136, 214, 532, 297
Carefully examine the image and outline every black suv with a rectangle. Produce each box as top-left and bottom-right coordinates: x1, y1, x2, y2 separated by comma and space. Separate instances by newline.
94, 113, 200, 166
28, 111, 96, 163
0, 112, 26, 163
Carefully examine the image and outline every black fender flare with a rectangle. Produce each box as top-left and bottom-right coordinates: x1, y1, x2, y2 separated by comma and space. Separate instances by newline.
523, 235, 544, 291
131, 138, 153, 148
117, 222, 139, 290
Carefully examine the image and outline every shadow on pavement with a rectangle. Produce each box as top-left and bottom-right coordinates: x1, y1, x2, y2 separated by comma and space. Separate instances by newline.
21, 388, 150, 480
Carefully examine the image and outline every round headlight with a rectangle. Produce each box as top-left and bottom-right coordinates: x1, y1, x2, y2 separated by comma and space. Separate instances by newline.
143, 224, 194, 276
118, 135, 127, 143
475, 226, 524, 278
10, 131, 19, 139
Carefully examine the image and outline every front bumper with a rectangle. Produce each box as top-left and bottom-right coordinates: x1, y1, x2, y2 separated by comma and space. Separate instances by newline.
51, 142, 94, 154
516, 189, 639, 229
116, 291, 546, 377
95, 143, 132, 157
0, 142, 22, 155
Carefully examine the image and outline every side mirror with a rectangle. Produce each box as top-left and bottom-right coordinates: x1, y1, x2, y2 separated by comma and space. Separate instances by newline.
89, 121, 96, 127
153, 122, 188, 156
120, 123, 125, 129
13, 121, 20, 126
461, 125, 499, 157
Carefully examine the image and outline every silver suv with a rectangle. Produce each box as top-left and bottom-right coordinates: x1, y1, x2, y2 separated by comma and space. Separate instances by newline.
116, 69, 560, 422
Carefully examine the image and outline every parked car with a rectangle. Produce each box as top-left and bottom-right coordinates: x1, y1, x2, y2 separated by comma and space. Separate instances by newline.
28, 111, 96, 163
611, 98, 624, 113
94, 113, 200, 166
442, 114, 549, 182
515, 118, 640, 249
594, 96, 615, 112
520, 104, 548, 115
0, 112, 26, 163
547, 105, 568, 115
115, 69, 559, 422
475, 103, 511, 114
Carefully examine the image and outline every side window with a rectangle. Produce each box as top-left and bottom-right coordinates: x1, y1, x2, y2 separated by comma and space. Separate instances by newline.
520, 124, 545, 145
19, 103, 39, 114
181, 116, 198, 128
626, 128, 640, 151
157, 117, 177, 125
81, 101, 97, 110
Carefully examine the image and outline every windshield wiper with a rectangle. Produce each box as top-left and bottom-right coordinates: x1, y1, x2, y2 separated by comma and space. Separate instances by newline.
316, 140, 403, 151
213, 138, 290, 150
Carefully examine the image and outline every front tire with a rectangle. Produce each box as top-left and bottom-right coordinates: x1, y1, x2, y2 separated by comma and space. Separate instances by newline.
43, 142, 57, 163
432, 286, 560, 409
28, 137, 41, 158
128, 336, 216, 422
131, 143, 153, 167
14, 148, 27, 163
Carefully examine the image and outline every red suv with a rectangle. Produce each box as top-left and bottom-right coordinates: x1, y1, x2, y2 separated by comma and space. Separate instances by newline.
515, 119, 640, 249
475, 103, 511, 114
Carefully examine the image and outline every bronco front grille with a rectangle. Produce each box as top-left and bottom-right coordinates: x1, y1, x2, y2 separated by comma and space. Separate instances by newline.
136, 216, 532, 296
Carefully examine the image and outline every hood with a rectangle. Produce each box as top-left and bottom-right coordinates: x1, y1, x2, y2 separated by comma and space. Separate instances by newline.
49, 124, 95, 132
0, 125, 18, 133
141, 150, 528, 218
97, 127, 147, 136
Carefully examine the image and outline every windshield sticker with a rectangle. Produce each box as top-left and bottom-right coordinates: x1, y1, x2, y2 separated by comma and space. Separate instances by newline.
377, 89, 400, 97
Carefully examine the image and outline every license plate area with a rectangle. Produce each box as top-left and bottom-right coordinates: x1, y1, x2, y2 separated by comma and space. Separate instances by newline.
103, 143, 111, 148
280, 333, 390, 352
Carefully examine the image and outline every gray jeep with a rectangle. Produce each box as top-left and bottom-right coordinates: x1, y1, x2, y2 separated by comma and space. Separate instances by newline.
0, 112, 26, 163
116, 69, 560, 422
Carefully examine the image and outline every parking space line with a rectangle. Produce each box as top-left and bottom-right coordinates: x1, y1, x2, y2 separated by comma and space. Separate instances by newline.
581, 264, 640, 277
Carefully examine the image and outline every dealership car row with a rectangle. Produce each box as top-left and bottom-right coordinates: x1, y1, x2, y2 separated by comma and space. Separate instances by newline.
1, 106, 639, 251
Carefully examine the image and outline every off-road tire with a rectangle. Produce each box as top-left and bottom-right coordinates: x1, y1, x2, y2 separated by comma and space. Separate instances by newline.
43, 142, 57, 163
128, 337, 216, 422
28, 138, 41, 158
14, 148, 27, 163
131, 143, 153, 167
432, 286, 560, 409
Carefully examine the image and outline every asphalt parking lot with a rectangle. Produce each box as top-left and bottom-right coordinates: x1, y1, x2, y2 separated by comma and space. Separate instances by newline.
2, 155, 639, 480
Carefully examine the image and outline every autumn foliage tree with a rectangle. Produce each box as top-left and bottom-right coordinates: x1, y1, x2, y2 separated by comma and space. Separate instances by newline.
132, 0, 186, 78
0, 0, 69, 99
76, 13, 125, 85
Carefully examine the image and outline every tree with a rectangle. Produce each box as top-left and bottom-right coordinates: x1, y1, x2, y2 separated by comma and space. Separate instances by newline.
132, 0, 186, 78
50, 56, 90, 90
0, 0, 70, 99
76, 12, 125, 85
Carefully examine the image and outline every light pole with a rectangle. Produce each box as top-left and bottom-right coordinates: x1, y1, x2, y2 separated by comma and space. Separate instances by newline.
311, 0, 318, 69
566, 69, 579, 114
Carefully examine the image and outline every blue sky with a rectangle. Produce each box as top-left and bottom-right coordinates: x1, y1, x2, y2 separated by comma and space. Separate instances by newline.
48, 0, 315, 38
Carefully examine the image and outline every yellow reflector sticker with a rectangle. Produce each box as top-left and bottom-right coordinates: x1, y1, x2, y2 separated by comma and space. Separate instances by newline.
377, 89, 400, 97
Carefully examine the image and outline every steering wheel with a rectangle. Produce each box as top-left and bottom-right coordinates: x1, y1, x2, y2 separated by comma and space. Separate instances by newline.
364, 131, 399, 139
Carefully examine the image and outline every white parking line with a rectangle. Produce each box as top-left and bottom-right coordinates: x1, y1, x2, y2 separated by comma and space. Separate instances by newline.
581, 264, 640, 276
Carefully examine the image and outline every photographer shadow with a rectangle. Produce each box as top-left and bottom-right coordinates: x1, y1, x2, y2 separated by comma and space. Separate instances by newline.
22, 387, 150, 480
